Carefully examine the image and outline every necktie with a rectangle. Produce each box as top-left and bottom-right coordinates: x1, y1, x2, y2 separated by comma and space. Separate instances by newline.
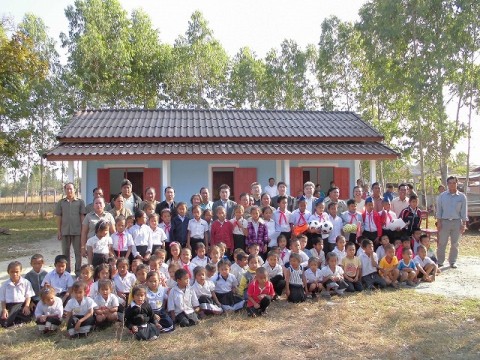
118, 232, 124, 258
183, 263, 192, 278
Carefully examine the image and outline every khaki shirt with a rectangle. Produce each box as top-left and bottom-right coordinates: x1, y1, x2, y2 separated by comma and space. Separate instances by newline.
83, 211, 115, 239
109, 207, 132, 219
54, 197, 86, 236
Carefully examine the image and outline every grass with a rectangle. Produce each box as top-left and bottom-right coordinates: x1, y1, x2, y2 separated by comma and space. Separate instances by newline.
0, 291, 479, 360
0, 217, 56, 261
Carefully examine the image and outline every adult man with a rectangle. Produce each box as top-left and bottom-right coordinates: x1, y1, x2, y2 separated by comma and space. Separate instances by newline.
324, 187, 347, 215
370, 182, 384, 213
112, 179, 142, 214
212, 184, 237, 220
155, 186, 177, 217
54, 183, 86, 275
250, 182, 262, 206
199, 187, 213, 211
436, 176, 468, 268
85, 187, 109, 213
391, 183, 409, 218
300, 181, 317, 213
271, 181, 296, 212
264, 178, 279, 198
139, 186, 159, 211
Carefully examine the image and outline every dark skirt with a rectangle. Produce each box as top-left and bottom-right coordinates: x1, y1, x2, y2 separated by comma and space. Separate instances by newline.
0, 302, 32, 328
92, 253, 108, 267
233, 234, 246, 252
287, 284, 305, 303
134, 323, 160, 340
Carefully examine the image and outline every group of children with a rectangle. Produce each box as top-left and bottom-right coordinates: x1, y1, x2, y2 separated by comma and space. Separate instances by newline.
0, 193, 442, 340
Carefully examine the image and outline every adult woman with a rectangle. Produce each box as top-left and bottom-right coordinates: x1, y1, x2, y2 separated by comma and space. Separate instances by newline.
187, 193, 202, 218
260, 192, 275, 213
109, 194, 132, 218
81, 197, 115, 257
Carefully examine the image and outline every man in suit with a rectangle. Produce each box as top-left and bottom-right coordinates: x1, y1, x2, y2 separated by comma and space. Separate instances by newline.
271, 181, 296, 212
212, 184, 237, 220
155, 186, 177, 217
298, 181, 317, 214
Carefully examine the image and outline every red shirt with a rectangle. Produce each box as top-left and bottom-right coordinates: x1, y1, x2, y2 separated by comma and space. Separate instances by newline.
247, 279, 275, 307
210, 220, 234, 249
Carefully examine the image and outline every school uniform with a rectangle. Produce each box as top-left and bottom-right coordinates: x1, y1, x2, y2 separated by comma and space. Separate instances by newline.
262, 263, 285, 296
93, 293, 119, 324
271, 195, 296, 212
159, 222, 172, 244
279, 248, 290, 265
191, 280, 223, 314
308, 212, 329, 248
188, 218, 208, 253
362, 210, 383, 247
34, 296, 63, 331
129, 224, 153, 260
286, 265, 305, 303
332, 247, 347, 265
125, 300, 160, 340
230, 217, 248, 251
150, 226, 167, 254
326, 214, 343, 253
212, 199, 237, 220
167, 285, 200, 327
246, 220, 269, 253
360, 252, 386, 289
146, 286, 174, 332
320, 265, 348, 293
24, 269, 47, 305
213, 273, 245, 311
310, 249, 326, 267
86, 235, 112, 267
341, 211, 364, 245
304, 268, 323, 295
64, 296, 95, 336
170, 215, 190, 248
246, 280, 275, 316
191, 256, 208, 270
111, 231, 134, 259
41, 270, 74, 299
89, 280, 116, 300
263, 218, 279, 249
413, 255, 435, 278
113, 272, 136, 306
0, 277, 35, 327
230, 263, 247, 284
297, 196, 317, 214
155, 200, 177, 218
273, 209, 292, 243
210, 220, 234, 250
283, 250, 309, 268
290, 209, 311, 228
380, 209, 397, 243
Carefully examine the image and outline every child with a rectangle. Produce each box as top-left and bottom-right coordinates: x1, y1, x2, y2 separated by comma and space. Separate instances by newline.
420, 235, 440, 268
89, 263, 110, 299
332, 235, 347, 264
203, 208, 213, 228
213, 260, 245, 311
284, 253, 306, 303
290, 196, 311, 237
380, 198, 397, 243
362, 197, 383, 248
247, 267, 275, 317
41, 255, 74, 305
411, 228, 423, 255
148, 255, 168, 286
273, 196, 292, 244
230, 252, 248, 284
144, 202, 156, 217
35, 287, 63, 333
0, 261, 34, 327
191, 243, 209, 269
113, 257, 136, 307
153, 248, 170, 279
298, 234, 311, 258
209, 245, 222, 269
262, 251, 285, 298
278, 235, 290, 265
130, 210, 153, 263
167, 263, 180, 290
309, 200, 329, 248
399, 195, 422, 236
111, 215, 134, 259
217, 242, 229, 261
341, 200, 363, 245
170, 202, 191, 248
167, 268, 200, 327
80, 264, 94, 297
108, 256, 118, 278
262, 206, 279, 251
24, 254, 47, 307
205, 263, 217, 282
191, 266, 223, 317
149, 213, 167, 254
64, 281, 95, 338
379, 244, 400, 288
396, 237, 413, 261
341, 242, 363, 292
231, 205, 248, 251
211, 206, 234, 254
283, 238, 309, 268
180, 248, 194, 279
246, 206, 269, 257
93, 279, 119, 326
167, 241, 182, 267
359, 239, 386, 290
128, 264, 149, 305
145, 271, 174, 332
159, 209, 172, 247
247, 243, 265, 266
238, 254, 259, 299
187, 205, 209, 255
125, 285, 161, 340
310, 237, 326, 267
327, 202, 343, 253
376, 235, 390, 262
320, 252, 348, 297
304, 257, 324, 298
398, 248, 418, 286
87, 220, 113, 267
126, 215, 135, 230
414, 245, 437, 282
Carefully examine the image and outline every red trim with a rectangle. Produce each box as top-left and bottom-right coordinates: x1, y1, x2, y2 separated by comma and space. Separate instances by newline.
97, 169, 111, 202
233, 168, 257, 201
143, 168, 161, 201
333, 167, 350, 200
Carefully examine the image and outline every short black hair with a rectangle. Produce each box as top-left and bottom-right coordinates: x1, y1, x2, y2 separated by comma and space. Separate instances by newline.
175, 268, 188, 280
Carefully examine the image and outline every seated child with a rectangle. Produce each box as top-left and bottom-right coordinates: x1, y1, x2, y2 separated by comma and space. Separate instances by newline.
128, 264, 149, 304
420, 234, 439, 266
262, 251, 286, 298
145, 271, 174, 332
153, 248, 169, 279
167, 263, 180, 290
217, 242, 230, 261
208, 245, 222, 269
332, 235, 347, 264
180, 248, 194, 280
396, 237, 413, 265
24, 254, 47, 308
191, 243, 209, 269
304, 257, 324, 298
113, 258, 136, 308
131, 258, 142, 275
80, 264, 94, 297
0, 261, 34, 328
283, 238, 309, 267
93, 279, 119, 326
167, 242, 182, 267
230, 251, 248, 284
35, 287, 63, 333
375, 235, 390, 262
167, 269, 200, 327
411, 228, 423, 255
310, 238, 326, 267
398, 248, 418, 287
238, 254, 259, 299
284, 253, 306, 303
125, 285, 161, 340
298, 234, 311, 258
341, 242, 363, 292
247, 244, 265, 266
213, 260, 245, 312
359, 239, 387, 290
413, 245, 437, 282
191, 266, 223, 317
64, 281, 95, 338
320, 252, 348, 297
379, 244, 400, 288
108, 257, 118, 278
41, 255, 74, 305
205, 263, 217, 282
148, 255, 168, 287
247, 267, 275, 317
89, 263, 111, 299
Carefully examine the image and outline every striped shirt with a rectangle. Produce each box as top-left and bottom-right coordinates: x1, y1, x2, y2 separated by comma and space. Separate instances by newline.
287, 266, 304, 286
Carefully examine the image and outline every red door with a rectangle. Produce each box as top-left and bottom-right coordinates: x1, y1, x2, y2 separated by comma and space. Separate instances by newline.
233, 168, 257, 201
97, 169, 111, 202
333, 167, 350, 200
143, 168, 161, 201
290, 167, 304, 197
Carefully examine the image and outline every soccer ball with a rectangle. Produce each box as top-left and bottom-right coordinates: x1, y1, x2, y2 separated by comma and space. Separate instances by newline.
308, 220, 321, 231
320, 220, 333, 235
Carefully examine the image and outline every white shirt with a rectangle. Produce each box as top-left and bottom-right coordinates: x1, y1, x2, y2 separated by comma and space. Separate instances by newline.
34, 296, 63, 318
262, 263, 283, 279
380, 210, 397, 229
283, 250, 309, 267
360, 252, 378, 277
273, 209, 292, 232
333, 247, 347, 264
111, 231, 134, 253
89, 280, 116, 299
64, 296, 96, 316
0, 277, 34, 303
264, 219, 280, 247
150, 226, 167, 246
414, 255, 434, 268
310, 249, 326, 267
129, 224, 153, 255
188, 218, 208, 238
213, 273, 238, 293
123, 195, 135, 214
113, 272, 136, 294
167, 285, 199, 315
363, 211, 378, 232
328, 214, 343, 244
391, 197, 409, 218
191, 280, 215, 298
191, 256, 208, 269
304, 268, 323, 283
86, 235, 112, 254
93, 293, 119, 309
376, 246, 386, 262
159, 222, 171, 242
42, 270, 74, 294
264, 185, 279, 198
320, 265, 344, 278
230, 263, 247, 284
290, 209, 311, 226
146, 286, 168, 310
230, 217, 248, 236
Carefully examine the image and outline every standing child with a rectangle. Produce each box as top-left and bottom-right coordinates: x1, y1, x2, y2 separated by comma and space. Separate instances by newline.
320, 253, 348, 297
378, 244, 400, 288
398, 248, 418, 286
410, 229, 423, 255
203, 209, 213, 232
290, 196, 311, 239
231, 205, 248, 251
273, 196, 292, 246
304, 257, 324, 298
414, 245, 437, 282
86, 220, 113, 267
246, 206, 269, 257
187, 205, 209, 255
125, 285, 161, 340
167, 269, 200, 327
93, 279, 119, 327
35, 287, 63, 333
111, 215, 134, 259
213, 260, 245, 312
64, 281, 95, 338
149, 213, 167, 254
130, 210, 153, 263
246, 267, 275, 317
0, 261, 34, 328
238, 254, 259, 299
284, 253, 306, 303
170, 202, 190, 249
420, 235, 440, 269
327, 203, 343, 253
359, 239, 387, 290
380, 198, 397, 243
159, 209, 172, 248
262, 206, 279, 251
41, 255, 74, 305
399, 195, 422, 237
309, 200, 329, 249
145, 271, 174, 332
210, 207, 234, 254
262, 251, 285, 298
125, 215, 135, 231
362, 197, 383, 248
341, 242, 363, 292
24, 254, 47, 307
191, 266, 223, 317
341, 199, 363, 245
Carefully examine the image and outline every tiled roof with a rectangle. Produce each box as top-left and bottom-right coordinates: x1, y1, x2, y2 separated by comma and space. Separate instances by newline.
46, 142, 398, 159
58, 109, 383, 141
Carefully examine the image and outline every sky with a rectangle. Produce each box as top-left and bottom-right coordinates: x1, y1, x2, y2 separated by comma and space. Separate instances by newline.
1, 0, 478, 165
